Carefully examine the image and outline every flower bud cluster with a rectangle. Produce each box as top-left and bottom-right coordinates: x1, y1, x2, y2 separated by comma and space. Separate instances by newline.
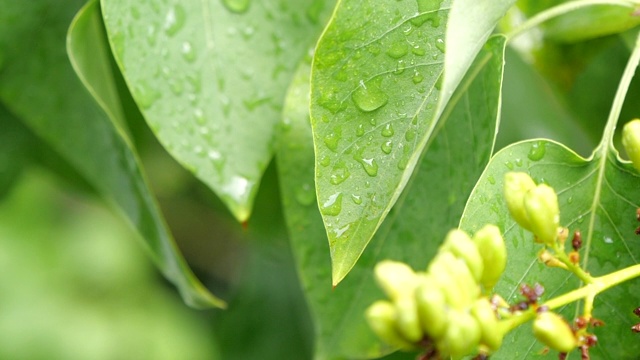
623, 119, 640, 172
366, 226, 507, 358
504, 172, 560, 246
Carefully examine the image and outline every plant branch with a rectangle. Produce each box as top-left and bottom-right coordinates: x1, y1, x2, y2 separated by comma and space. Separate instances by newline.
506, 0, 640, 42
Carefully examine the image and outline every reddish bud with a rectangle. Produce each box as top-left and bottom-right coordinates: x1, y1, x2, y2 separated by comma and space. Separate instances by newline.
569, 251, 580, 265
590, 318, 605, 327
583, 334, 597, 347
634, 307, 640, 317
572, 231, 582, 251
580, 345, 590, 360
632, 324, 640, 333
574, 317, 588, 329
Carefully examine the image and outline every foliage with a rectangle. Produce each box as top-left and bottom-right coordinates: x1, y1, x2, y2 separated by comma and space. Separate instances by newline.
2, 0, 640, 359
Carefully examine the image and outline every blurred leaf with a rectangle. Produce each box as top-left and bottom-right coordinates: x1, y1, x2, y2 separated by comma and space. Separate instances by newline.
311, 0, 452, 284
100, 0, 334, 222
460, 35, 640, 359
280, 36, 506, 359
0, 105, 33, 198
0, 169, 220, 360
0, 0, 223, 308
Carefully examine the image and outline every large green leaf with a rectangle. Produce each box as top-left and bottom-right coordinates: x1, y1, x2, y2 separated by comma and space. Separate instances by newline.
311, 0, 452, 284
459, 34, 640, 359
101, 0, 332, 222
0, 0, 223, 308
281, 36, 506, 359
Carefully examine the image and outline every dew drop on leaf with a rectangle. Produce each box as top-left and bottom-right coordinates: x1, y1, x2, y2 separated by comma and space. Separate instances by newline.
357, 157, 379, 177
164, 4, 186, 36
222, 0, 251, 13
181, 41, 196, 62
356, 124, 365, 137
435, 38, 445, 53
504, 161, 514, 170
527, 141, 546, 161
321, 192, 343, 216
487, 175, 496, 185
324, 132, 340, 151
330, 163, 351, 185
319, 155, 331, 167
381, 140, 393, 154
222, 175, 254, 205
386, 42, 408, 59
133, 82, 161, 109
352, 81, 388, 112
351, 194, 362, 205
381, 123, 394, 137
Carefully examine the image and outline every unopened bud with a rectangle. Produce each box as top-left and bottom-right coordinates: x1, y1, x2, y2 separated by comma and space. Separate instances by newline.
440, 229, 484, 282
622, 119, 640, 172
365, 301, 415, 349
533, 312, 577, 353
438, 310, 481, 358
472, 225, 506, 290
415, 276, 448, 339
524, 184, 560, 246
471, 298, 503, 351
374, 260, 417, 300
504, 172, 536, 231
395, 295, 422, 342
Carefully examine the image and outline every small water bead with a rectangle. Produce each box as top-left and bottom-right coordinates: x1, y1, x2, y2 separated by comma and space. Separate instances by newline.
358, 157, 379, 177
381, 123, 394, 137
351, 194, 363, 205
320, 155, 331, 167
504, 161, 514, 170
412, 45, 426, 56
321, 192, 343, 216
404, 129, 416, 141
133, 82, 160, 109
356, 124, 365, 137
222, 0, 251, 13
330, 163, 351, 185
394, 60, 406, 75
527, 141, 546, 161
181, 41, 196, 62
435, 38, 445, 53
387, 42, 408, 59
412, 72, 424, 84
352, 81, 388, 112
487, 175, 496, 185
515, 158, 523, 167
324, 132, 340, 151
381, 140, 393, 154
164, 4, 186, 36
334, 223, 351, 238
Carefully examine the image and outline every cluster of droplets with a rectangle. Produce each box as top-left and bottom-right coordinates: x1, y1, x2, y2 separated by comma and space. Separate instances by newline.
366, 226, 507, 359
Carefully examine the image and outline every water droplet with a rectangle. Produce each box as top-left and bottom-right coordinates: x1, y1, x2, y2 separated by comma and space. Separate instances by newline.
366, 43, 381, 55
324, 131, 340, 152
295, 183, 315, 206
352, 80, 388, 112
133, 82, 160, 109
357, 157, 379, 176
330, 163, 350, 185
145, 25, 157, 46
208, 150, 225, 171
181, 41, 196, 62
386, 42, 408, 59
222, 0, 251, 13
394, 60, 406, 75
504, 161, 514, 170
320, 155, 331, 167
435, 38, 445, 53
515, 158, 523, 167
381, 123, 394, 137
242, 26, 255, 40
164, 5, 186, 36
334, 223, 351, 238
321, 192, 343, 216
487, 175, 496, 185
356, 124, 365, 137
194, 108, 205, 125
351, 194, 362, 204
222, 175, 254, 204
405, 129, 416, 141
527, 141, 546, 161
411, 45, 426, 56
412, 72, 424, 84
381, 140, 393, 154
604, 237, 613, 244
567, 196, 574, 204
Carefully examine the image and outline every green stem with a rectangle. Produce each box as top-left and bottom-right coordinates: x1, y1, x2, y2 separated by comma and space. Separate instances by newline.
506, 0, 640, 42
550, 242, 594, 284
499, 264, 640, 333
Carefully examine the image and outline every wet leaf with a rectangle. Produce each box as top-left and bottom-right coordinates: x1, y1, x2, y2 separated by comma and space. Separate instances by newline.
311, 0, 452, 284
0, 0, 224, 308
281, 36, 506, 359
101, 0, 333, 222
459, 35, 640, 358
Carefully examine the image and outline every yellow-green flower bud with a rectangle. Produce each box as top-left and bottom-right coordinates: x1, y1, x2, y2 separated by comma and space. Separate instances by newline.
374, 260, 417, 300
533, 312, 577, 353
415, 275, 448, 339
365, 301, 415, 350
472, 224, 507, 290
623, 119, 640, 172
438, 310, 481, 358
429, 252, 477, 309
470, 298, 503, 351
395, 294, 422, 343
504, 172, 536, 231
524, 184, 560, 246
440, 229, 484, 282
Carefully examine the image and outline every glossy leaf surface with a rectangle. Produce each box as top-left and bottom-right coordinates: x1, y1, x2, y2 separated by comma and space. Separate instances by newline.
281, 36, 506, 359
0, 0, 223, 308
101, 0, 332, 222
311, 0, 452, 284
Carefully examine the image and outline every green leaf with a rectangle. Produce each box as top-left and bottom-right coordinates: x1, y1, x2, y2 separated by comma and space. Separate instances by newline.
100, 0, 333, 222
311, 0, 452, 284
441, 0, 516, 106
459, 33, 640, 359
281, 36, 506, 359
0, 0, 223, 308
